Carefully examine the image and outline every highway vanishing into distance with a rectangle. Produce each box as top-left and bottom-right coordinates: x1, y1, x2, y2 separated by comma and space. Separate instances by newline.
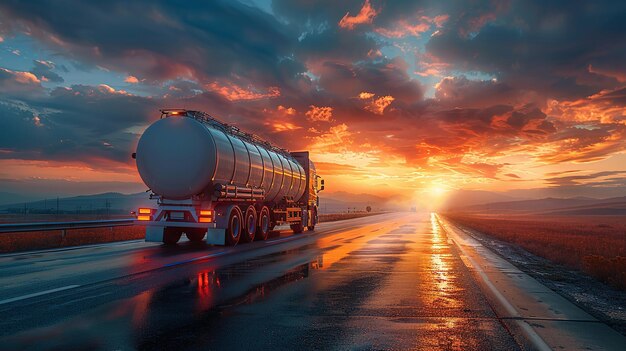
1, 213, 624, 350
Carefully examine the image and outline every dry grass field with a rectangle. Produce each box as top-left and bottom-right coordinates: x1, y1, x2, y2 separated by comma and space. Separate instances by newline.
445, 213, 626, 290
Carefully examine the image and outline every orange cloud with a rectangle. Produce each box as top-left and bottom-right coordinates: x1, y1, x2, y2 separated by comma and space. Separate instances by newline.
207, 81, 280, 101
125, 75, 139, 84
306, 105, 333, 122
339, 0, 378, 30
358, 91, 375, 99
364, 95, 395, 114
272, 122, 301, 132
375, 15, 448, 38
277, 105, 296, 115
11, 70, 41, 84
97, 84, 130, 95
546, 87, 626, 124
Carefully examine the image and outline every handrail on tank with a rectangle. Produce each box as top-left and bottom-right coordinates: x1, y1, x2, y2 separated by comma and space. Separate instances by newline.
159, 108, 295, 159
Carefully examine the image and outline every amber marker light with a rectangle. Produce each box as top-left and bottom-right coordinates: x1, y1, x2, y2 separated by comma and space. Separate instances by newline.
199, 209, 213, 223
138, 208, 153, 214
137, 215, 151, 221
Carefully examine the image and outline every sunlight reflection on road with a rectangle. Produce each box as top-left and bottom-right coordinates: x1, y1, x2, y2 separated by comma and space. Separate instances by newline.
429, 213, 461, 309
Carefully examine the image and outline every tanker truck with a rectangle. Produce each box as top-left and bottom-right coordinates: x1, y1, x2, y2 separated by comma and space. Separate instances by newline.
132, 109, 324, 246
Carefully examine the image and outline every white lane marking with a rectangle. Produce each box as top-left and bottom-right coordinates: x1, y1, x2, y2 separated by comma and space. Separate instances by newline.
0, 285, 81, 305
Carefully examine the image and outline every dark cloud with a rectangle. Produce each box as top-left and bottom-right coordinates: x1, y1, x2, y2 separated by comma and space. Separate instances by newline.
426, 0, 626, 100
0, 84, 154, 166
318, 57, 423, 102
0, 0, 298, 87
30, 60, 64, 83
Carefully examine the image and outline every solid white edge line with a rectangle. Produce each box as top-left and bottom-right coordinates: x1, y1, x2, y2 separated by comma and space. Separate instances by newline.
0, 285, 81, 305
436, 215, 552, 351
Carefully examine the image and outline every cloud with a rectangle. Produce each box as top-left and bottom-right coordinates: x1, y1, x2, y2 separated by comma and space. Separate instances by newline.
339, 0, 378, 30
0, 67, 43, 95
124, 75, 139, 84
317, 58, 423, 103
0, 0, 298, 89
364, 95, 395, 115
547, 170, 626, 185
374, 15, 448, 38
0, 0, 626, 195
30, 60, 64, 83
305, 105, 333, 122
207, 81, 280, 101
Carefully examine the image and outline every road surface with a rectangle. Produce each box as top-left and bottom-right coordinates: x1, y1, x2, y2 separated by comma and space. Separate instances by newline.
0, 213, 621, 350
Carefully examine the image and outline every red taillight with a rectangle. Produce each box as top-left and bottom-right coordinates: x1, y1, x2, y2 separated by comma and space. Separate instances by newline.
199, 217, 212, 223
200, 210, 212, 216
170, 111, 181, 116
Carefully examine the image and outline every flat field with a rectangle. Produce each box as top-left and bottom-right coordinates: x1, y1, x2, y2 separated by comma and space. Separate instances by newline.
444, 213, 626, 290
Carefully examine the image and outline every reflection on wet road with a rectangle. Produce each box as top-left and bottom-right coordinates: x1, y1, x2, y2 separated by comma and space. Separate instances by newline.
0, 213, 520, 350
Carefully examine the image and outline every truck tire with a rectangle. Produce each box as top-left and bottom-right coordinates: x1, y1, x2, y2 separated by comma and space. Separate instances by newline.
241, 205, 257, 242
186, 229, 206, 243
307, 207, 317, 231
256, 206, 270, 241
290, 222, 304, 234
225, 206, 242, 246
163, 227, 182, 245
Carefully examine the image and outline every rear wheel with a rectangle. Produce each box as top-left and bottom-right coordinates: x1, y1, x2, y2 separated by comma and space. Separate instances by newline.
163, 227, 182, 245
307, 207, 317, 231
186, 229, 206, 242
290, 222, 304, 234
256, 206, 270, 241
241, 205, 257, 242
225, 206, 242, 246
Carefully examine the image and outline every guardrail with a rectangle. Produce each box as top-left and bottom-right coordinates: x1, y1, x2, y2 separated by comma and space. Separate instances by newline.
0, 219, 136, 239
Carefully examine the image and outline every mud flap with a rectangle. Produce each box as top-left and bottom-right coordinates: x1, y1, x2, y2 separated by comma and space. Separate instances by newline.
206, 228, 226, 245
145, 226, 164, 242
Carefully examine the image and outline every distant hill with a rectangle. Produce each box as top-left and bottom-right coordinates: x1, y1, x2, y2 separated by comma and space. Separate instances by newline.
319, 191, 404, 213
441, 190, 521, 209
0, 192, 42, 206
449, 196, 626, 216
0, 192, 156, 214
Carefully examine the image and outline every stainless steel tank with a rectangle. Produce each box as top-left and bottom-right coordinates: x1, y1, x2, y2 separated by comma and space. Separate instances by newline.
135, 115, 306, 202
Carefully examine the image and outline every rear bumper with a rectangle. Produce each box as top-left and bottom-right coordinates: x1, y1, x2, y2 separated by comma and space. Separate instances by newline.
134, 220, 217, 229
137, 220, 224, 245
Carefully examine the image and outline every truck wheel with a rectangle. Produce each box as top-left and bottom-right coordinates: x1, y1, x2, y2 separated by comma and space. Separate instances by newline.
256, 206, 270, 241
225, 206, 242, 246
186, 229, 206, 243
163, 228, 182, 245
290, 222, 304, 234
241, 205, 257, 242
307, 208, 317, 231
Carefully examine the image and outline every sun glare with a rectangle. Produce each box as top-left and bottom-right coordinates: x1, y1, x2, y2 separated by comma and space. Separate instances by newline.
428, 185, 448, 197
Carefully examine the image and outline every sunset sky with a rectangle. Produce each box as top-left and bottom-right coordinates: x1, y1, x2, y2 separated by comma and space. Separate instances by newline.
1, 0, 625, 203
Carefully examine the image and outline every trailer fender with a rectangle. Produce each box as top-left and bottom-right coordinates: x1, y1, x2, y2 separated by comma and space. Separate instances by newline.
208, 204, 240, 245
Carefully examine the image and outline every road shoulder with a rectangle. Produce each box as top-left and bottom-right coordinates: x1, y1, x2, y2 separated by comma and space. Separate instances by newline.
437, 214, 626, 351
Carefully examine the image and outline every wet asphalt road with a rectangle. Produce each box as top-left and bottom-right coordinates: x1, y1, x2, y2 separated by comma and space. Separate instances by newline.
0, 213, 520, 350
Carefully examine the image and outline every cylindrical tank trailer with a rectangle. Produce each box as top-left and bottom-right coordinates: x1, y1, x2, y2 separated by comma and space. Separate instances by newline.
133, 109, 324, 246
